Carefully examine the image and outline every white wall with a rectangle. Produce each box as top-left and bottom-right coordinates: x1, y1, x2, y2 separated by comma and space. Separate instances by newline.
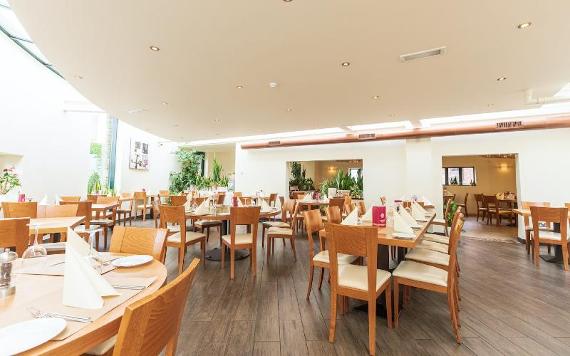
235, 128, 570, 238
115, 121, 179, 194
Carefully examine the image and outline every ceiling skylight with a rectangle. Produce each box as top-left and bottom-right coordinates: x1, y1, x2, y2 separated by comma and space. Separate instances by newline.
347, 121, 414, 131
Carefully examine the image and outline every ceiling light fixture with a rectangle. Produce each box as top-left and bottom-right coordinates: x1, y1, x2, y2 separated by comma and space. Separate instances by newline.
372, 95, 381, 100
269, 82, 279, 88
283, 0, 293, 2
149, 45, 160, 51
347, 121, 414, 131
236, 85, 244, 89
497, 76, 507, 81
127, 108, 146, 114
287, 108, 293, 112
341, 61, 351, 67
161, 101, 168, 105
517, 22, 532, 29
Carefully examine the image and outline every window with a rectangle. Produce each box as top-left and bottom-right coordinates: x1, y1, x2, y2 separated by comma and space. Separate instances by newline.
442, 167, 476, 186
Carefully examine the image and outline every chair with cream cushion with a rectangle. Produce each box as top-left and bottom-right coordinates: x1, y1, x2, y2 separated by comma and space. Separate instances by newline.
109, 226, 168, 261
430, 199, 451, 236
261, 198, 296, 248
221, 206, 261, 280
303, 209, 357, 299
134, 191, 151, 221
393, 212, 464, 344
422, 232, 450, 245
326, 223, 392, 356
160, 204, 206, 273
530, 206, 569, 271
414, 239, 449, 254
266, 202, 300, 261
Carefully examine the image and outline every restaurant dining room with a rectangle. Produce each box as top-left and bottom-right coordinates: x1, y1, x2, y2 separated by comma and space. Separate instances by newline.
2, 1, 570, 355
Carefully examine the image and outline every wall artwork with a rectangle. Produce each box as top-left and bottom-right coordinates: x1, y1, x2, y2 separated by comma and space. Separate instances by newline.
129, 140, 149, 170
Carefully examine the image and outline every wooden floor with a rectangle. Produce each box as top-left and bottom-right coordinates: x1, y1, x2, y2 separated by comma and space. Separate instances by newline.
126, 218, 570, 355
461, 216, 518, 243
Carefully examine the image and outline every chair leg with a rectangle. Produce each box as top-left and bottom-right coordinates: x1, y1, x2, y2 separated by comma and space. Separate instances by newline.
368, 297, 376, 356
178, 247, 184, 274
261, 225, 266, 248
385, 283, 393, 329
393, 280, 400, 327
230, 248, 235, 280
318, 267, 325, 289
329, 290, 337, 342
290, 237, 297, 261
306, 265, 314, 300
201, 241, 206, 269
221, 242, 225, 269
266, 237, 271, 262
206, 227, 210, 243
103, 227, 108, 249
252, 245, 257, 276
562, 244, 569, 271
547, 245, 551, 255
525, 230, 531, 255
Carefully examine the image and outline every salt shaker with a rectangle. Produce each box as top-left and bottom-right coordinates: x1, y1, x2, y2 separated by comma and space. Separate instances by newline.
0, 248, 18, 298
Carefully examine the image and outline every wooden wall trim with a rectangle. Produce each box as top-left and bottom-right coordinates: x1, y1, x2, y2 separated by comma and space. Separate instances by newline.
240, 116, 570, 149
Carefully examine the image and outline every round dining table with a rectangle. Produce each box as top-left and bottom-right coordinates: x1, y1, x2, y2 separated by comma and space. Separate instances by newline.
1, 257, 167, 355
186, 205, 280, 261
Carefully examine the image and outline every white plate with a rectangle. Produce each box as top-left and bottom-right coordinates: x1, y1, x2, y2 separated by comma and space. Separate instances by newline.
112, 255, 153, 268
0, 318, 67, 356
393, 232, 415, 239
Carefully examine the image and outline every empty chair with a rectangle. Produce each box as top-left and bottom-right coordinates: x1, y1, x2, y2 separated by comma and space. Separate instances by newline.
483, 195, 512, 225
521, 201, 550, 256
215, 193, 226, 205
169, 195, 187, 206
457, 193, 468, 217
431, 199, 451, 236
117, 193, 134, 226
110, 226, 168, 261
2, 202, 37, 218
221, 206, 261, 280
530, 206, 569, 271
59, 196, 81, 202
40, 204, 78, 218
160, 205, 206, 273
393, 212, 465, 344
92, 196, 120, 249
134, 191, 151, 221
266, 203, 300, 261
61, 201, 101, 246
474, 194, 486, 222
326, 206, 342, 224
261, 199, 296, 248
267, 193, 278, 206
0, 218, 30, 256
326, 223, 392, 356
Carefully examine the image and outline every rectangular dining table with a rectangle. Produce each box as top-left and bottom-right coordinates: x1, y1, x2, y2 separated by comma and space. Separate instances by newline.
29, 216, 85, 235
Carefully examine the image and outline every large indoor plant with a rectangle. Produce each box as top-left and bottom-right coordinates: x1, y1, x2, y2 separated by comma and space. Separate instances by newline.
320, 169, 363, 199
169, 149, 204, 194
288, 161, 315, 191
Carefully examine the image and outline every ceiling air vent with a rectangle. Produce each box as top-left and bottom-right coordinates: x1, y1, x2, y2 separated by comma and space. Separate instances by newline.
268, 140, 281, 146
357, 133, 376, 140
400, 47, 446, 62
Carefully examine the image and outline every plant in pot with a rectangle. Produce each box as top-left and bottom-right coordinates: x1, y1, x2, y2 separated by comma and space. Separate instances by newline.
288, 162, 315, 192
320, 169, 363, 199
169, 149, 204, 194
87, 171, 102, 194
0, 167, 21, 200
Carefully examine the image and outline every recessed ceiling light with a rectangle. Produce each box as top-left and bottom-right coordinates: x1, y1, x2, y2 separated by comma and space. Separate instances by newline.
127, 108, 146, 114
372, 95, 381, 100
283, 0, 293, 2
269, 82, 279, 88
496, 76, 507, 81
161, 101, 168, 105
236, 85, 244, 89
517, 22, 532, 29
214, 118, 222, 123
149, 45, 160, 51
341, 61, 351, 67
287, 108, 293, 112
74, 74, 83, 80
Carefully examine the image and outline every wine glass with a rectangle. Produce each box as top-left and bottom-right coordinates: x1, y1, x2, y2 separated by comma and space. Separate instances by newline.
22, 224, 47, 261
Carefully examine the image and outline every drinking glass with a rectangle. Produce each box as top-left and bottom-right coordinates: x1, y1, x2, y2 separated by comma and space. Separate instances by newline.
22, 224, 47, 260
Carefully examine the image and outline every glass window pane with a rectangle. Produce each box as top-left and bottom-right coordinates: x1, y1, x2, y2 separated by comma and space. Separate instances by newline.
442, 168, 446, 185
448, 167, 460, 185
461, 167, 475, 186
0, 6, 31, 40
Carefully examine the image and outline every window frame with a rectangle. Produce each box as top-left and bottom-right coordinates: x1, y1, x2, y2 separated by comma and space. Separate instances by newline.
442, 166, 476, 186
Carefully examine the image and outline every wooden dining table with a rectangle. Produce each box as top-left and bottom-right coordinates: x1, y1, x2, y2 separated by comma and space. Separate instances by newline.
92, 203, 120, 219
2, 255, 167, 355
29, 216, 85, 236
297, 199, 330, 210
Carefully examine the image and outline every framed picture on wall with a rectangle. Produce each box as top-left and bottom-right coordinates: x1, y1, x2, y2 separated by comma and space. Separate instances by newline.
129, 140, 149, 170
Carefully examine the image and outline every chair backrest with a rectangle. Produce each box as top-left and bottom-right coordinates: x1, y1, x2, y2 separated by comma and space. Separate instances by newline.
357, 201, 366, 216
268, 193, 278, 206
112, 258, 200, 356
86, 195, 99, 203
216, 193, 226, 205
463, 193, 469, 205
292, 191, 305, 199
483, 195, 498, 209
326, 206, 342, 224
278, 196, 285, 208
303, 209, 323, 260
280, 199, 295, 222
2, 202, 37, 218
159, 190, 170, 197
227, 207, 260, 246
170, 195, 187, 206
97, 196, 120, 204
193, 197, 206, 206
159, 205, 187, 247
134, 192, 147, 204
39, 204, 79, 218
0, 218, 30, 256
119, 193, 134, 210
530, 206, 568, 244
233, 192, 242, 198
325, 223, 379, 296
328, 197, 345, 209
240, 197, 252, 206
60, 201, 92, 228
60, 196, 81, 203
446, 212, 465, 289
110, 226, 168, 261
521, 201, 550, 228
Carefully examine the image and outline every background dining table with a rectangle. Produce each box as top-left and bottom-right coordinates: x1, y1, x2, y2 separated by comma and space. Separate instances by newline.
514, 207, 566, 264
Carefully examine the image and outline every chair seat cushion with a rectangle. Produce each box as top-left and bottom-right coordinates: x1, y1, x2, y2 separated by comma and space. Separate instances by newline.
222, 233, 254, 245
422, 233, 449, 245
405, 248, 449, 266
313, 250, 357, 265
338, 264, 391, 292
267, 227, 293, 236
87, 335, 117, 355
416, 240, 449, 253
263, 221, 290, 228
195, 220, 222, 227
393, 260, 448, 287
432, 218, 446, 225
167, 231, 205, 244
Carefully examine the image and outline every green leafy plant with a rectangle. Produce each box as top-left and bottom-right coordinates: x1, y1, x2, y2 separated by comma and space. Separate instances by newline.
169, 149, 205, 194
87, 172, 102, 194
446, 200, 458, 226
89, 143, 102, 157
209, 158, 230, 188
320, 169, 363, 199
0, 167, 21, 195
288, 162, 315, 191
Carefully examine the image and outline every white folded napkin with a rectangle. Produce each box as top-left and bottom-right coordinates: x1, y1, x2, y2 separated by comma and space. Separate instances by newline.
399, 207, 420, 228
39, 195, 49, 206
260, 199, 271, 212
55, 195, 61, 205
328, 188, 337, 198
361, 207, 373, 222
413, 201, 429, 215
302, 193, 312, 202
393, 209, 414, 236
62, 229, 118, 309
411, 202, 427, 221
341, 209, 359, 225
237, 197, 244, 207
194, 198, 210, 215
421, 196, 433, 206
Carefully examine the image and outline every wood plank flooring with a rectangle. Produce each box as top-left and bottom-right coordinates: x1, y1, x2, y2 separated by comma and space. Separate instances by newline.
124, 219, 570, 355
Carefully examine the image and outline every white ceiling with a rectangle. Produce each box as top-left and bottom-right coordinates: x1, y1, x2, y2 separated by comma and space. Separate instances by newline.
10, 0, 570, 141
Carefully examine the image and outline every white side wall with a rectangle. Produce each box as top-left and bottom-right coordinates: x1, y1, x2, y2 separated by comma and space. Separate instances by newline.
235, 128, 570, 238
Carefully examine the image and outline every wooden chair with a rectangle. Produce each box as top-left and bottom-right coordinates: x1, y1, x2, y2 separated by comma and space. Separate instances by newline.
457, 193, 469, 217
152, 196, 161, 228
117, 193, 134, 226
92, 196, 120, 249
304, 209, 357, 299
357, 201, 366, 216
261, 199, 296, 248
521, 201, 551, 256
87, 194, 100, 203
221, 206, 261, 280
110, 226, 168, 261
530, 206, 569, 271
483, 195, 512, 225
431, 199, 450, 236
134, 192, 150, 221
325, 223, 392, 356
267, 193, 278, 206
160, 205, 206, 273
159, 190, 170, 203
239, 197, 252, 206
393, 212, 465, 344
474, 194, 486, 222
60, 201, 101, 247
1, 202, 37, 218
266, 203, 300, 261
326, 206, 342, 224
170, 195, 187, 206
215, 193, 226, 205
111, 258, 200, 356
233, 192, 243, 198
37, 204, 78, 218
59, 196, 81, 202
0, 218, 30, 256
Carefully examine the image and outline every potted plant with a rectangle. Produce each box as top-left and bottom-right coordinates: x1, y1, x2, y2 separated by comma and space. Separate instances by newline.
0, 167, 21, 201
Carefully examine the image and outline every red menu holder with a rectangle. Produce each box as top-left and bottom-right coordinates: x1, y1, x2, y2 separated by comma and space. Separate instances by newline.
18, 193, 26, 202
372, 206, 386, 227
232, 196, 239, 207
